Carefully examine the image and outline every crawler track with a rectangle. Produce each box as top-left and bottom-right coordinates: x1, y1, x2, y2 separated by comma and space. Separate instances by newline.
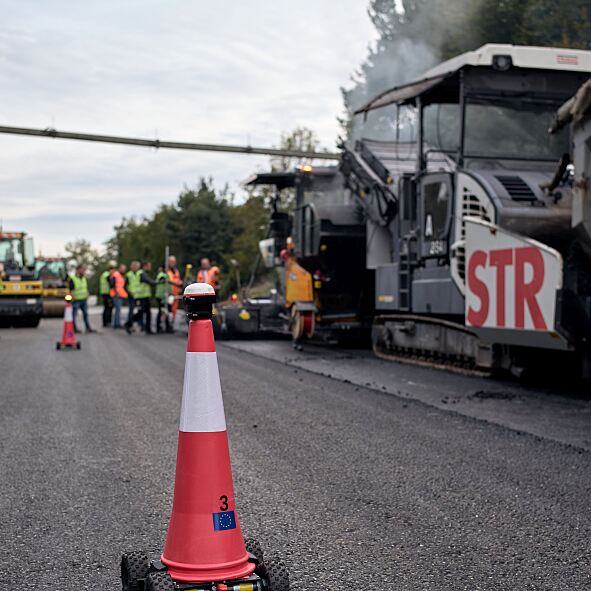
372, 314, 493, 376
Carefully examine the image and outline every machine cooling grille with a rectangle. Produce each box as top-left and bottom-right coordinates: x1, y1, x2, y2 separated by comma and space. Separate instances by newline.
496, 175, 536, 201
457, 187, 492, 282
460, 188, 491, 239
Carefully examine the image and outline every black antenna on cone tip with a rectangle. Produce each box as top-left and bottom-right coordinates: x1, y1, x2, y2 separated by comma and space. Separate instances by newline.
184, 283, 216, 320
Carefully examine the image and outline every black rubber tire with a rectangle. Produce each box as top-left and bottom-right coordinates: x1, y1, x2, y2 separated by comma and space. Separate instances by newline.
76, 342, 81, 350
244, 537, 264, 563
56, 342, 60, 350
14, 316, 41, 328
265, 557, 290, 591
120, 550, 150, 591
145, 571, 175, 591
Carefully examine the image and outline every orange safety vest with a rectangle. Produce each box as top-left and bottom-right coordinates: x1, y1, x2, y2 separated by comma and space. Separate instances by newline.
167, 268, 182, 296
197, 266, 220, 289
109, 271, 127, 298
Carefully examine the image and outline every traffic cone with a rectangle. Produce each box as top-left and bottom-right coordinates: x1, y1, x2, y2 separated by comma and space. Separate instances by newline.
161, 283, 255, 583
56, 295, 80, 350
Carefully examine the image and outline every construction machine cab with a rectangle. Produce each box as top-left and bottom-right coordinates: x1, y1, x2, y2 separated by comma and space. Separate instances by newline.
0, 233, 35, 276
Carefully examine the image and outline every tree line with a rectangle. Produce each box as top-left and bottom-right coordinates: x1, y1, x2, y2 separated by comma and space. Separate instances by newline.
66, 180, 268, 297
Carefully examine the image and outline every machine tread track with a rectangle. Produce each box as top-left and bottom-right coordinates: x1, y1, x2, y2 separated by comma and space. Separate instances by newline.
372, 314, 492, 377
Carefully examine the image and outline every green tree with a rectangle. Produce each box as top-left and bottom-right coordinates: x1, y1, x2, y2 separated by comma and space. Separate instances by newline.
64, 238, 104, 294
225, 194, 269, 293
64, 238, 100, 272
166, 179, 234, 270
517, 0, 591, 48
270, 126, 321, 172
107, 178, 238, 291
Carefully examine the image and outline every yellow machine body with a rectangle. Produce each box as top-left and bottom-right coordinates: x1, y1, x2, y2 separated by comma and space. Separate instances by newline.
284, 255, 313, 309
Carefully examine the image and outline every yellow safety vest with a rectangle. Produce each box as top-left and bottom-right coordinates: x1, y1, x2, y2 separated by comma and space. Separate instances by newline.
135, 272, 152, 299
70, 275, 89, 301
126, 270, 140, 298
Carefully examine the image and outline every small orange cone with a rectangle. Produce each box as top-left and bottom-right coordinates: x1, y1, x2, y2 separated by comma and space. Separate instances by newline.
56, 295, 80, 350
160, 283, 255, 583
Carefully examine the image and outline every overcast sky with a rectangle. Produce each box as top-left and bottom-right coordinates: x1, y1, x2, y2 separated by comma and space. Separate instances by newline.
0, 1, 377, 255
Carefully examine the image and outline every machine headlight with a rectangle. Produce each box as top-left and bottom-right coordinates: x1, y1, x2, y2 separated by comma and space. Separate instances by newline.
492, 54, 512, 71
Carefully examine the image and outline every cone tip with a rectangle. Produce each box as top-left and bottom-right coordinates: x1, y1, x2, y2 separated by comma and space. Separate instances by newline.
184, 283, 215, 297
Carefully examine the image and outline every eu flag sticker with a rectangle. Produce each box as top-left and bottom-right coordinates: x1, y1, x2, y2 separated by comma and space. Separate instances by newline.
212, 510, 237, 531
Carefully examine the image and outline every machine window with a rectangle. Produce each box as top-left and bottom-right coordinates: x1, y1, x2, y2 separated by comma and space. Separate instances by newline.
0, 238, 24, 268
423, 181, 450, 241
464, 100, 569, 161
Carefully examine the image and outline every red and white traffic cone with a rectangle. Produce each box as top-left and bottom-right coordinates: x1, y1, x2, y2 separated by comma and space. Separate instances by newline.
56, 295, 80, 350
161, 283, 254, 583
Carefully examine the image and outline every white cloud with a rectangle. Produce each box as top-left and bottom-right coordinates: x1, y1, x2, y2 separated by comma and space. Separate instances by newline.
0, 0, 377, 255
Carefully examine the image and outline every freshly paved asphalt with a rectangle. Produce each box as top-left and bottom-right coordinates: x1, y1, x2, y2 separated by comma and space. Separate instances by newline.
0, 317, 589, 590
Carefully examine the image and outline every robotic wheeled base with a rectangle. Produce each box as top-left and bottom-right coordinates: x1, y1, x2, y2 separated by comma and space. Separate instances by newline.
121, 539, 289, 591
56, 341, 81, 350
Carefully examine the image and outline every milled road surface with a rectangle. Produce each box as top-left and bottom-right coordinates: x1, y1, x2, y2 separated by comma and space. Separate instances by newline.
0, 317, 590, 591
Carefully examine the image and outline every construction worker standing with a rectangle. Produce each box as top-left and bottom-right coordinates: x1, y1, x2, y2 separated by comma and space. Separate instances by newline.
69, 264, 95, 333
124, 261, 141, 330
154, 265, 171, 333
109, 263, 127, 329
196, 257, 221, 292
127, 261, 156, 335
99, 262, 115, 327
166, 255, 183, 321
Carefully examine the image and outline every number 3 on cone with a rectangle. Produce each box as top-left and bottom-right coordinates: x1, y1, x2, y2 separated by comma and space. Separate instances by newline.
219, 495, 228, 511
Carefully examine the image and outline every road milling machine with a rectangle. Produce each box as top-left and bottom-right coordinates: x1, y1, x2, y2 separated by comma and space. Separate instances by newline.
218, 165, 374, 343
0, 231, 43, 327
35, 256, 69, 316
341, 44, 591, 374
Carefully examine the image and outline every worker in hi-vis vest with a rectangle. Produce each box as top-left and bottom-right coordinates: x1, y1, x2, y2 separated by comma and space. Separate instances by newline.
126, 261, 157, 335
196, 257, 220, 292
68, 264, 95, 333
99, 261, 115, 328
166, 255, 183, 321
154, 265, 171, 333
109, 262, 127, 329
124, 261, 142, 330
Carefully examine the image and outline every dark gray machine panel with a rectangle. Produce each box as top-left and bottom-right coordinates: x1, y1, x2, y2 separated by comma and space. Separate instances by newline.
375, 263, 399, 310
411, 264, 464, 315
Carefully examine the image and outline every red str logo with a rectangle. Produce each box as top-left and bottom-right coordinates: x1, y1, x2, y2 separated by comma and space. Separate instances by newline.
467, 246, 547, 330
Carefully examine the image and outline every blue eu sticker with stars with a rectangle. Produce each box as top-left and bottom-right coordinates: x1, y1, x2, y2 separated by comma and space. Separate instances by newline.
212, 510, 236, 531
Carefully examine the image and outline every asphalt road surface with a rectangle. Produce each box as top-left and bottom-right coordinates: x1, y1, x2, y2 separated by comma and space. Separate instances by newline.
0, 317, 590, 591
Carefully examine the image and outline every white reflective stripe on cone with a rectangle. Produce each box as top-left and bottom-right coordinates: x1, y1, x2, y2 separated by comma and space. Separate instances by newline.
179, 352, 227, 433
64, 307, 73, 322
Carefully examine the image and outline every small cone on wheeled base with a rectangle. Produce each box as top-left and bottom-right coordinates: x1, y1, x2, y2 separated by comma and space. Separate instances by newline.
120, 283, 289, 591
56, 295, 81, 350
